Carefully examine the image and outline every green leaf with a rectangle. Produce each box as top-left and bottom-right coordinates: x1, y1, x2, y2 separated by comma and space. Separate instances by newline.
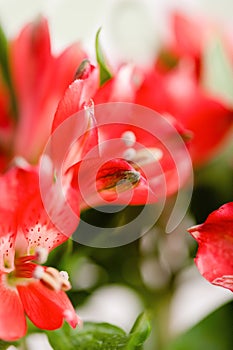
127, 312, 151, 350
95, 28, 112, 86
202, 37, 233, 107
47, 322, 128, 350
164, 301, 233, 350
47, 313, 151, 350
0, 23, 18, 119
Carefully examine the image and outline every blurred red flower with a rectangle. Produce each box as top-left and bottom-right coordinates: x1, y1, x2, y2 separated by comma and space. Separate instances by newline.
0, 18, 86, 171
188, 202, 233, 292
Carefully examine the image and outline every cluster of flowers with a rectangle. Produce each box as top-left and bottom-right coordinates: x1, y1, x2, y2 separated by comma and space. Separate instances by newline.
0, 13, 232, 341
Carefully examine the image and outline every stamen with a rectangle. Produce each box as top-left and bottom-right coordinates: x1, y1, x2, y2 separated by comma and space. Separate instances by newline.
59, 271, 69, 281
35, 247, 48, 264
38, 267, 71, 291
59, 270, 71, 291
41, 268, 61, 291
134, 148, 163, 166
121, 131, 136, 147
33, 266, 44, 279
123, 148, 137, 161
12, 156, 30, 169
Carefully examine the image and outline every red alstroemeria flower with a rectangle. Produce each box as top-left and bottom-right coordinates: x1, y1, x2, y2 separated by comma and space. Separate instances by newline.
51, 61, 192, 207
156, 12, 212, 76
188, 202, 233, 292
0, 17, 87, 171
135, 62, 233, 166
0, 164, 80, 341
135, 11, 233, 166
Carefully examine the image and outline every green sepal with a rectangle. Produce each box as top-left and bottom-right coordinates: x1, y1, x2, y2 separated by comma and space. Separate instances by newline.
95, 28, 112, 86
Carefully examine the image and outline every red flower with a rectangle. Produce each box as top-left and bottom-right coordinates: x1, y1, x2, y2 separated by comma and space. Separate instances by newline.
51, 63, 191, 207
0, 18, 86, 171
0, 164, 80, 341
188, 203, 233, 292
135, 62, 233, 165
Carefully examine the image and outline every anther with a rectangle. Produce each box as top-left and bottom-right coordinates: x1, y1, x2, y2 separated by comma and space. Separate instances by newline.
35, 247, 48, 264
60, 271, 69, 281
123, 148, 137, 161
121, 131, 136, 147
134, 148, 163, 166
33, 266, 44, 280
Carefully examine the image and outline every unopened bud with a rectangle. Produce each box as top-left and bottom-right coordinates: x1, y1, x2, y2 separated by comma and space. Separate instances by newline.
96, 160, 141, 193
74, 59, 94, 80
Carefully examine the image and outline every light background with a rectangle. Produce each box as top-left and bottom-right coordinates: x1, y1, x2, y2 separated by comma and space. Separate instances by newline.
1, 1, 233, 349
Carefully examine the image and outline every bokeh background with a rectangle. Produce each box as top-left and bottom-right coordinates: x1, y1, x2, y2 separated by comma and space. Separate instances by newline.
1, 1, 233, 349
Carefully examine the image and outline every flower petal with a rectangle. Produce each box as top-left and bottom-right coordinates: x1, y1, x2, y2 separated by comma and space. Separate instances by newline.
21, 178, 79, 253
17, 281, 79, 330
0, 275, 26, 341
135, 63, 233, 166
52, 68, 99, 132
188, 202, 233, 291
0, 165, 38, 212
19, 157, 79, 253
94, 64, 140, 103
0, 227, 16, 272
50, 81, 100, 171
10, 18, 87, 162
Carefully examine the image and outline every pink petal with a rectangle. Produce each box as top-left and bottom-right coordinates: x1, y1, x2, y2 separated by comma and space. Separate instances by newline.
188, 202, 233, 291
21, 158, 79, 252
0, 275, 26, 341
21, 182, 79, 252
0, 227, 16, 272
17, 281, 79, 330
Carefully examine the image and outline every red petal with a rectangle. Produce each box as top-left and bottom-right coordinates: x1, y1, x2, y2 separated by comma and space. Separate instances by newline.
0, 275, 26, 341
21, 178, 79, 252
9, 18, 87, 162
188, 202, 233, 291
52, 69, 99, 132
172, 12, 207, 59
0, 166, 38, 212
135, 64, 233, 166
23, 157, 79, 252
17, 281, 79, 330
94, 64, 139, 103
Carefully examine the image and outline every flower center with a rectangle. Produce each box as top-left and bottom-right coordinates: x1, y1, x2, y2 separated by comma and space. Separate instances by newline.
6, 249, 70, 291
121, 130, 163, 166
